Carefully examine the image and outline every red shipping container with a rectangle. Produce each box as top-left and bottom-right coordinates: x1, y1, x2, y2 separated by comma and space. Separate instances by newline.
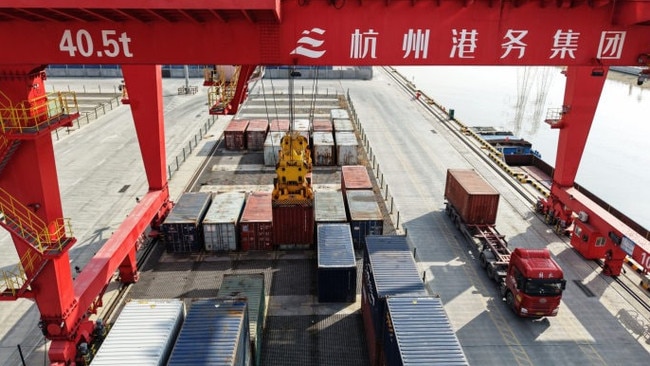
272, 203, 314, 248
341, 165, 373, 193
445, 169, 500, 225
247, 119, 269, 151
269, 119, 290, 132
240, 192, 273, 251
224, 119, 249, 150
312, 119, 333, 132
362, 283, 380, 366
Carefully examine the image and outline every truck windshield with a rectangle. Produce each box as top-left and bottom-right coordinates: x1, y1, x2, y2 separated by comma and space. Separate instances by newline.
524, 279, 564, 296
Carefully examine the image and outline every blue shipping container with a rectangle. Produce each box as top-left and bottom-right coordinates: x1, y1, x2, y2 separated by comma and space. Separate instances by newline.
346, 190, 383, 249
317, 223, 357, 303
162, 192, 212, 253
168, 299, 251, 366
383, 296, 468, 366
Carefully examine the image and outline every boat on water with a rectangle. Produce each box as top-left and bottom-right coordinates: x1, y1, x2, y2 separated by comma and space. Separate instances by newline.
470, 126, 541, 166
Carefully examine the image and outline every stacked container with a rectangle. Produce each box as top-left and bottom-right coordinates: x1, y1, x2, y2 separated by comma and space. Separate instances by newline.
312, 132, 335, 166
162, 192, 212, 253
330, 108, 350, 120
167, 299, 251, 366
269, 118, 290, 132
383, 296, 468, 366
264, 131, 284, 166
203, 191, 246, 252
314, 190, 347, 225
317, 223, 357, 303
217, 274, 266, 366
346, 190, 383, 249
333, 118, 355, 133
246, 119, 269, 151
91, 299, 184, 366
312, 119, 333, 133
291, 118, 311, 140
224, 119, 250, 150
335, 132, 358, 166
361, 236, 427, 366
240, 192, 273, 251
341, 165, 373, 195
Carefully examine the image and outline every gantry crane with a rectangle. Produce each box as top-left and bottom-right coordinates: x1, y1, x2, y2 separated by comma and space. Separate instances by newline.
205, 65, 256, 115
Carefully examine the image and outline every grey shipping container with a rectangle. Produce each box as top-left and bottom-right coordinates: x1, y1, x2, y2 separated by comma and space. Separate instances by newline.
383, 296, 468, 366
314, 190, 347, 223
162, 192, 212, 253
203, 192, 246, 251
264, 131, 284, 166
91, 299, 184, 366
168, 299, 251, 366
312, 132, 335, 166
346, 190, 383, 249
335, 132, 358, 166
444, 169, 500, 225
292, 118, 310, 140
361, 236, 427, 366
317, 224, 357, 303
246, 119, 269, 151
330, 108, 350, 120
333, 118, 355, 132
218, 274, 266, 366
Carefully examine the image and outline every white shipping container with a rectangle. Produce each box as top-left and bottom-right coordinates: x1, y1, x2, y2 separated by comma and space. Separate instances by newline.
315, 190, 347, 223
335, 132, 358, 166
312, 132, 335, 166
330, 108, 350, 120
333, 118, 355, 132
292, 118, 311, 140
264, 131, 284, 166
91, 299, 185, 366
203, 192, 246, 251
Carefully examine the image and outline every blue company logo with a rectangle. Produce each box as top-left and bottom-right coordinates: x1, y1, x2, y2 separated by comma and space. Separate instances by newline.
290, 28, 326, 58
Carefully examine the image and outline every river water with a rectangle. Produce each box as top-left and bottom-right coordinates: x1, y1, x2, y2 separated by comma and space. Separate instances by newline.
393, 66, 650, 229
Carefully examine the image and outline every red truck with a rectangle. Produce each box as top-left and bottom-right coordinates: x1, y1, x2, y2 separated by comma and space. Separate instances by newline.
444, 169, 566, 317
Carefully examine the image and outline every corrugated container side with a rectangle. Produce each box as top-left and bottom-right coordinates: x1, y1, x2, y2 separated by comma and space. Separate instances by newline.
312, 119, 333, 132
264, 131, 284, 167
162, 192, 212, 253
91, 299, 184, 366
330, 108, 350, 120
240, 192, 273, 250
317, 224, 357, 302
292, 118, 311, 141
314, 190, 347, 223
217, 274, 266, 366
346, 190, 383, 249
272, 203, 314, 248
313, 132, 335, 166
225, 119, 250, 150
269, 118, 290, 132
203, 192, 246, 251
445, 169, 500, 225
362, 295, 381, 366
335, 132, 358, 166
246, 119, 269, 151
168, 299, 251, 366
341, 165, 373, 192
362, 236, 427, 352
383, 297, 468, 366
333, 118, 355, 132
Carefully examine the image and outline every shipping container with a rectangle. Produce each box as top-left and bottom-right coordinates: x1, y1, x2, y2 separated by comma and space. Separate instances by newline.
162, 192, 212, 253
314, 190, 347, 223
383, 296, 468, 366
269, 118, 290, 132
91, 299, 184, 366
272, 202, 314, 248
317, 224, 357, 303
312, 119, 333, 133
168, 299, 251, 366
330, 108, 350, 120
362, 236, 427, 366
346, 190, 383, 249
312, 132, 335, 166
240, 192, 273, 251
224, 119, 250, 150
335, 132, 358, 166
444, 169, 500, 225
217, 274, 266, 366
263, 131, 284, 167
333, 118, 355, 132
246, 119, 269, 151
203, 192, 246, 252
292, 118, 311, 141
341, 165, 373, 193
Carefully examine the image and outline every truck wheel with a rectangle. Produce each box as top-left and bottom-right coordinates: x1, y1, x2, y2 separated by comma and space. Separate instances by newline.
486, 264, 495, 280
479, 253, 488, 269
506, 291, 514, 308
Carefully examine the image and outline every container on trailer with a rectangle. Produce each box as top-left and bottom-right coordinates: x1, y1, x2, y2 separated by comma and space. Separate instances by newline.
317, 223, 357, 303
444, 169, 500, 225
361, 236, 427, 366
269, 118, 290, 132
333, 118, 355, 132
346, 190, 383, 249
203, 191, 246, 252
314, 190, 347, 224
272, 202, 314, 249
167, 299, 251, 366
330, 108, 350, 120
264, 131, 284, 166
91, 299, 184, 366
312, 132, 335, 166
335, 132, 358, 166
383, 296, 468, 366
341, 165, 373, 194
162, 192, 212, 253
217, 274, 266, 366
224, 119, 249, 150
312, 119, 333, 132
240, 192, 273, 250
292, 118, 311, 140
246, 119, 269, 151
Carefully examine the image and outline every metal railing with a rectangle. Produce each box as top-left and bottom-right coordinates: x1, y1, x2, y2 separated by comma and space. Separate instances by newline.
0, 92, 79, 134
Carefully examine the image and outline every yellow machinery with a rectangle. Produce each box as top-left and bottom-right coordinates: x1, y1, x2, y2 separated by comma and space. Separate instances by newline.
272, 131, 314, 203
